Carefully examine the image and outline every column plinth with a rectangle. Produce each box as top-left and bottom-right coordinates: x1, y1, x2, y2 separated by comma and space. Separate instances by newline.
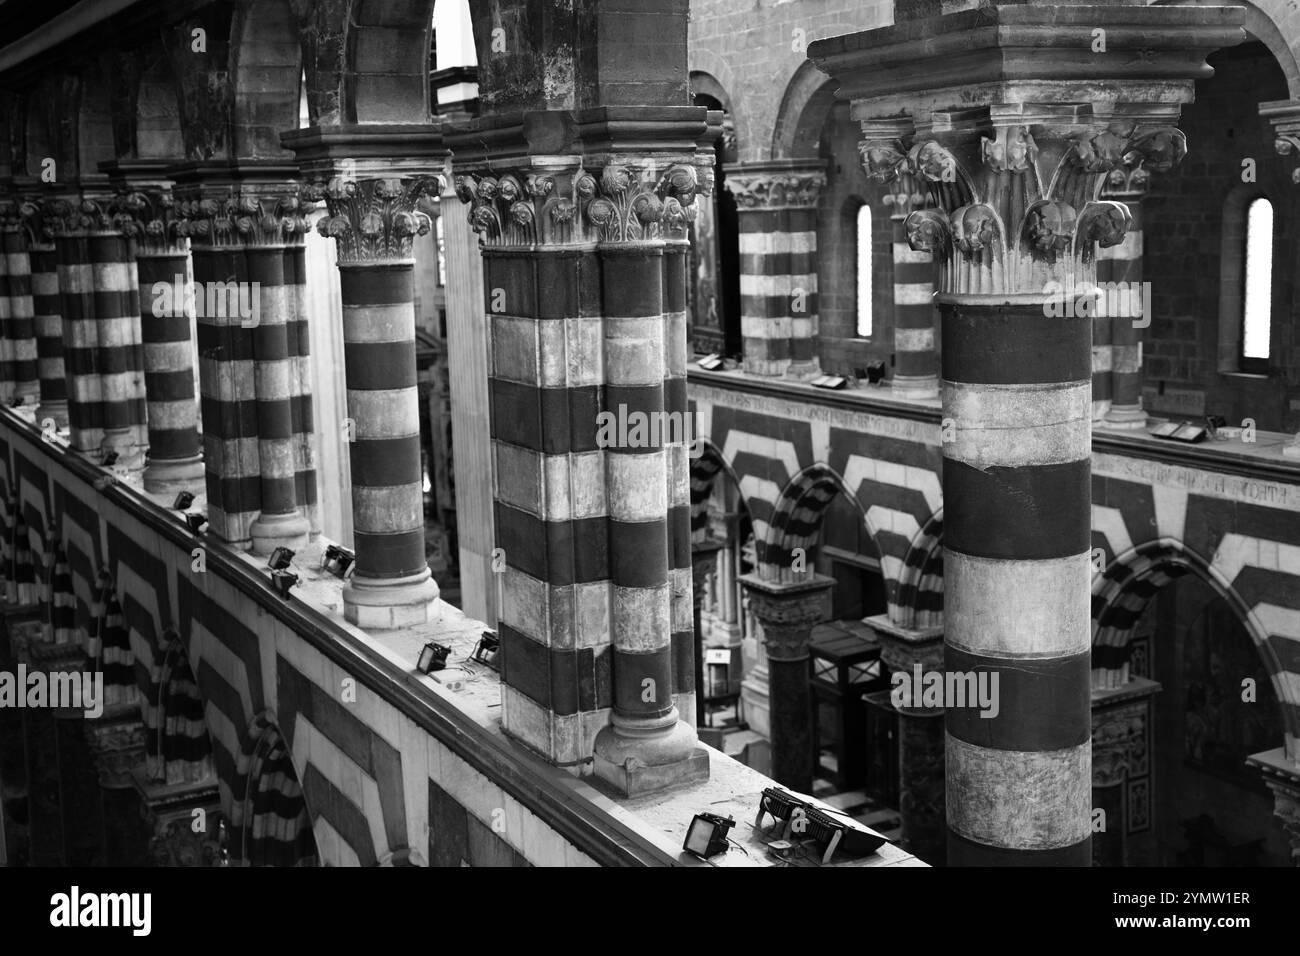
739, 572, 833, 792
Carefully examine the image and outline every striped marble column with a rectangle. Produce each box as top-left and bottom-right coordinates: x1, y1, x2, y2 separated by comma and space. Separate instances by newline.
0, 210, 13, 405
246, 241, 310, 554
115, 187, 205, 494
724, 160, 825, 379
1101, 171, 1148, 429
309, 174, 438, 627
87, 223, 145, 466
282, 242, 319, 534
17, 201, 69, 429
50, 199, 105, 454
0, 203, 40, 410
454, 151, 710, 792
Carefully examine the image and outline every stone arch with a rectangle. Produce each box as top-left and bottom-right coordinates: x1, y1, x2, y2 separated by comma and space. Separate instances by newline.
763, 462, 879, 583
77, 60, 116, 175
1152, 0, 1300, 97
347, 0, 437, 125
231, 712, 319, 867
771, 57, 840, 161
147, 628, 215, 786
5, 491, 36, 606
230, 0, 303, 158
689, 56, 746, 153
24, 74, 77, 179
689, 438, 746, 544
1092, 538, 1296, 756
135, 41, 184, 159
897, 508, 945, 629
84, 571, 136, 710
45, 537, 77, 646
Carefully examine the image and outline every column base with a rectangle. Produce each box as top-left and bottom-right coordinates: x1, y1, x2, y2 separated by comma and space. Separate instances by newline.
35, 399, 69, 431
1092, 400, 1112, 424
14, 384, 41, 409
248, 510, 311, 556
785, 359, 822, 382
891, 374, 939, 400
1283, 438, 1300, 459
101, 429, 143, 468
1103, 403, 1148, 429
343, 568, 439, 630
143, 454, 205, 495
592, 713, 710, 797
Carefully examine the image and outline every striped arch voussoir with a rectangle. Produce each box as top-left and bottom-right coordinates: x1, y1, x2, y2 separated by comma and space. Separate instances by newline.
762, 466, 854, 580
231, 711, 317, 868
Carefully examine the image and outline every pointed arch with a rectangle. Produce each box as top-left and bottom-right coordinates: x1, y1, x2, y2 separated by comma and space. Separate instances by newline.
763, 463, 865, 581
897, 508, 945, 628
231, 712, 318, 867
146, 627, 215, 786
689, 438, 745, 545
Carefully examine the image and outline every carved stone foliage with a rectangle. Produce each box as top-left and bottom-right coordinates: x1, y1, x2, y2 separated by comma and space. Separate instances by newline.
148, 815, 224, 867
455, 161, 702, 246
1093, 701, 1149, 788
113, 188, 187, 255
860, 137, 909, 183
741, 579, 832, 662
725, 170, 823, 210
175, 189, 311, 249
304, 175, 439, 263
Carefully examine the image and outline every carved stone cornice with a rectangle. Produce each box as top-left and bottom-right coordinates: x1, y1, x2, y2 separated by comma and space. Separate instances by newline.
1246, 748, 1300, 864
303, 175, 439, 264
724, 161, 825, 210
174, 188, 310, 249
455, 160, 703, 247
84, 704, 147, 789
863, 614, 944, 676
738, 572, 833, 662
15, 197, 57, 249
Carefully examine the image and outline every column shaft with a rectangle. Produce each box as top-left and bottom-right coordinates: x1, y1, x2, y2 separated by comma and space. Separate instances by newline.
29, 237, 69, 428
1103, 195, 1147, 427
90, 233, 144, 463
665, 236, 696, 723
890, 214, 938, 398
0, 232, 13, 403
2, 228, 41, 407
56, 229, 103, 454
283, 244, 320, 533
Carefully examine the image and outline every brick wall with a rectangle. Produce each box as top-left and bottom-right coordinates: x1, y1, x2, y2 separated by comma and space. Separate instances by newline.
1144, 41, 1299, 432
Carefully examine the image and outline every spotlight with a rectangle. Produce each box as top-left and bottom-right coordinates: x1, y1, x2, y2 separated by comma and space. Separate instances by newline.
10, 395, 23, 408
417, 641, 451, 674
1204, 414, 1227, 439
173, 491, 195, 511
866, 361, 887, 384
184, 513, 208, 534
267, 547, 295, 571
472, 629, 500, 669
102, 451, 119, 467
270, 568, 298, 599
684, 812, 734, 859
321, 544, 355, 578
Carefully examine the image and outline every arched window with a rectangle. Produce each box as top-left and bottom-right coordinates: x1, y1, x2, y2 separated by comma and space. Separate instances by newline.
1241, 196, 1273, 369
856, 204, 872, 337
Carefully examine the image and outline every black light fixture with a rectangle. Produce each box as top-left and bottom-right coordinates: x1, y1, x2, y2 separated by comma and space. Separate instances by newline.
321, 544, 355, 578
185, 513, 208, 534
417, 641, 451, 674
267, 547, 295, 571
1204, 414, 1226, 439
102, 451, 119, 467
684, 812, 734, 859
10, 395, 23, 408
270, 569, 298, 599
866, 361, 887, 384
472, 629, 500, 669
173, 491, 195, 511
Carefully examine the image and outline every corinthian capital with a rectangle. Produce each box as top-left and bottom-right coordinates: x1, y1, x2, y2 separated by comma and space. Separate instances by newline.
174, 184, 311, 249
724, 160, 825, 210
305, 175, 440, 264
113, 188, 187, 256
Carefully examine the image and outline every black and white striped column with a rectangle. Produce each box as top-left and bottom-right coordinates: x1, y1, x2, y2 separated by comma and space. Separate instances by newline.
314, 175, 437, 627
1101, 176, 1148, 429
20, 202, 69, 429
283, 242, 319, 534
116, 187, 205, 494
0, 214, 14, 406
725, 161, 825, 378
51, 201, 104, 455
88, 225, 144, 466
890, 200, 938, 399
1, 205, 41, 410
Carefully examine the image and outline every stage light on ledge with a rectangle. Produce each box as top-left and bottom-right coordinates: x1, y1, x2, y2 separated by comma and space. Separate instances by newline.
173, 491, 195, 511
102, 451, 119, 467
267, 547, 295, 571
472, 630, 500, 669
684, 812, 734, 860
184, 513, 208, 534
321, 544, 355, 578
417, 641, 451, 674
270, 569, 298, 599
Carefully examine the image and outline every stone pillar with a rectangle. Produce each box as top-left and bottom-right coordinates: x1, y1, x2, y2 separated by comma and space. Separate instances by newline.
724, 160, 826, 379
113, 181, 205, 494
1101, 166, 1149, 429
438, 163, 495, 626
863, 120, 939, 399
133, 771, 224, 866
691, 540, 724, 726
83, 703, 150, 866
1092, 677, 1159, 866
14, 195, 69, 428
283, 131, 443, 628
739, 573, 833, 792
0, 200, 41, 410
50, 197, 106, 454
1260, 100, 1300, 457
810, 2, 1240, 865
1247, 748, 1300, 866
867, 614, 946, 865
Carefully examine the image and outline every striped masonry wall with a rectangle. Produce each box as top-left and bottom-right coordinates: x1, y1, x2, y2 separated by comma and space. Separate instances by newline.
736, 200, 820, 377
337, 259, 432, 618
283, 243, 319, 534
3, 227, 41, 407
230, 713, 317, 867
940, 298, 1093, 865
247, 244, 309, 553
891, 213, 938, 398
487, 245, 613, 764
193, 242, 260, 545
135, 248, 204, 492
1101, 197, 1146, 426
48, 540, 77, 645
29, 237, 68, 428
663, 236, 696, 721
89, 233, 144, 460
55, 228, 104, 453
